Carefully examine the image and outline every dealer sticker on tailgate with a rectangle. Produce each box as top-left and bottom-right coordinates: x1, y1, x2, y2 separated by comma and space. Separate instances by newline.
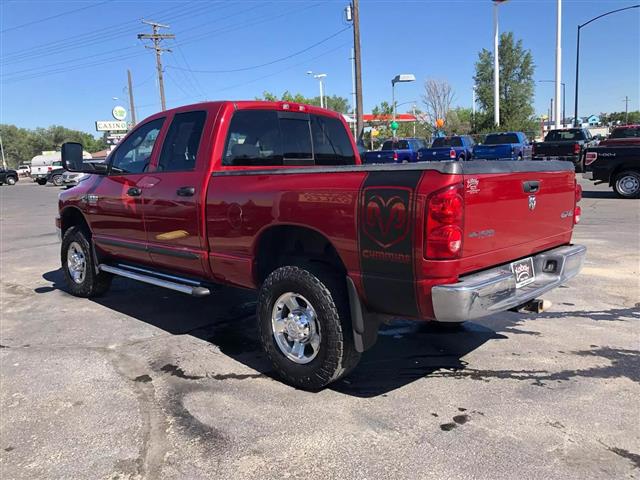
511, 257, 536, 288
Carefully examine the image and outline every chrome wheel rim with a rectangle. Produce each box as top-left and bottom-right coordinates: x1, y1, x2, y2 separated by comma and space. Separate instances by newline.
617, 175, 639, 196
67, 241, 86, 284
271, 292, 321, 364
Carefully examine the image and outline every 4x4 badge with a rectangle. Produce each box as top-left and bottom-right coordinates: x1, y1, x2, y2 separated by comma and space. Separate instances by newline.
528, 195, 537, 211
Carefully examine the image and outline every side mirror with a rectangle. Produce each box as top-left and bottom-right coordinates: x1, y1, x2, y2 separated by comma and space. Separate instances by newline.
61, 142, 84, 172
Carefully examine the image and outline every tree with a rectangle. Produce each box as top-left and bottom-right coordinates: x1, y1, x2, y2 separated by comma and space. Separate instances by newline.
445, 107, 473, 135
0, 124, 107, 168
474, 32, 537, 133
257, 91, 350, 114
422, 79, 455, 126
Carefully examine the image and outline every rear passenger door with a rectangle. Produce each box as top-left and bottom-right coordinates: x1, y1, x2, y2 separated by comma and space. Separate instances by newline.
142, 110, 210, 277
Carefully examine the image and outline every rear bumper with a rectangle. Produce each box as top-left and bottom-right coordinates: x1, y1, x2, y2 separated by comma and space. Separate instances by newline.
533, 154, 580, 164
582, 171, 594, 180
431, 244, 586, 322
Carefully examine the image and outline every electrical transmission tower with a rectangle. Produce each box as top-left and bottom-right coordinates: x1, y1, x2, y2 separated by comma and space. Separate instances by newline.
137, 20, 174, 111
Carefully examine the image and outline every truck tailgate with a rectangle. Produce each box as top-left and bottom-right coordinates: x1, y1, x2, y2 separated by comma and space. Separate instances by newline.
462, 169, 576, 261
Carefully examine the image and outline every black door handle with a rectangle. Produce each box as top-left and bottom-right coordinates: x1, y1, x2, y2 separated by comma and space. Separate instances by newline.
127, 186, 142, 197
177, 186, 195, 197
523, 181, 540, 193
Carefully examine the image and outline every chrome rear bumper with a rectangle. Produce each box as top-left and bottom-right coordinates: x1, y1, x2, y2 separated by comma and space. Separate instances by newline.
432, 245, 586, 322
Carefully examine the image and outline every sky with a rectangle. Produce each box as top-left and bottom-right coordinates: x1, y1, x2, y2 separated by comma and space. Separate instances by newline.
1, 0, 639, 134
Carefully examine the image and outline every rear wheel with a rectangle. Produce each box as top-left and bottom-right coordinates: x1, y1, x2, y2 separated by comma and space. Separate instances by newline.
458, 155, 465, 161
257, 264, 360, 389
36, 178, 47, 185
61, 226, 112, 297
613, 171, 640, 199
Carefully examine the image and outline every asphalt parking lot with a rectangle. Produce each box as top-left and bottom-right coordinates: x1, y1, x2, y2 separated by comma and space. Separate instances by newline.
1, 177, 638, 480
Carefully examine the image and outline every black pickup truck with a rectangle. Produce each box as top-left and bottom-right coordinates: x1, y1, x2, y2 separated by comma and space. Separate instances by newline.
0, 168, 19, 186
583, 145, 640, 198
533, 128, 597, 172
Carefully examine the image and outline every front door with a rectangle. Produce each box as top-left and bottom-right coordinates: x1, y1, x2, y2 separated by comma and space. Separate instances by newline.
142, 110, 209, 277
90, 117, 166, 265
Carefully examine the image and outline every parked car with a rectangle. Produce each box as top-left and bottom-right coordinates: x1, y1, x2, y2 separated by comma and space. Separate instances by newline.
417, 135, 475, 162
61, 160, 107, 188
532, 128, 597, 172
57, 100, 586, 389
0, 168, 19, 185
583, 145, 640, 198
16, 164, 31, 176
598, 124, 640, 147
473, 132, 532, 161
362, 137, 427, 164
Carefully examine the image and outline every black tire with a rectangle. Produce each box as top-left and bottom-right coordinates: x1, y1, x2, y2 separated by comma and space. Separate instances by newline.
458, 155, 465, 162
613, 170, 640, 199
61, 226, 112, 297
257, 264, 361, 389
36, 178, 47, 185
52, 175, 63, 186
7, 177, 16, 185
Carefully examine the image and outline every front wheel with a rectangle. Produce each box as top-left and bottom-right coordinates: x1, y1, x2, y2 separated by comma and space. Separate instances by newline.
36, 178, 47, 185
52, 175, 63, 186
257, 265, 361, 389
7, 177, 16, 185
613, 171, 640, 199
61, 226, 112, 297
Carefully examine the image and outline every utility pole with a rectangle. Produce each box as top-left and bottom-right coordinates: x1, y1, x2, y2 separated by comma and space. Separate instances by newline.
550, 98, 554, 124
624, 96, 629, 124
350, 47, 357, 139
138, 20, 174, 111
0, 131, 6, 170
127, 69, 137, 126
493, 2, 500, 126
352, 0, 364, 139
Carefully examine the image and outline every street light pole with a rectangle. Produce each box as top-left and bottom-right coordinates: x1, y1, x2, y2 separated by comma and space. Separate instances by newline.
539, 80, 566, 126
573, 4, 640, 126
307, 72, 327, 108
554, 0, 562, 129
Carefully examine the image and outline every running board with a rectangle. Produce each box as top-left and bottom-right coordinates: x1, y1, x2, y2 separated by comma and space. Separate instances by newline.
99, 264, 211, 297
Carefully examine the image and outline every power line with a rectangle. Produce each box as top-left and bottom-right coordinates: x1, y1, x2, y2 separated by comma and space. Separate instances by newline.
168, 26, 350, 74
0, 0, 111, 34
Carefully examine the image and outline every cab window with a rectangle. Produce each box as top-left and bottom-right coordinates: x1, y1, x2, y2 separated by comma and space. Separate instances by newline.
157, 111, 206, 172
110, 118, 165, 175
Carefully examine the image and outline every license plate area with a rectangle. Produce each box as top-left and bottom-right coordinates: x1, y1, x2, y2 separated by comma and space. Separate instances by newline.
511, 257, 535, 288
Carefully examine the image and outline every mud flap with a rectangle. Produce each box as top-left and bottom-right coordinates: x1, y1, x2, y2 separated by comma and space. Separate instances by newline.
346, 276, 381, 352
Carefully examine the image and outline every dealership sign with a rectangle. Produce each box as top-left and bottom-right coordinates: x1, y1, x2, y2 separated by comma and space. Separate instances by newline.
96, 120, 128, 132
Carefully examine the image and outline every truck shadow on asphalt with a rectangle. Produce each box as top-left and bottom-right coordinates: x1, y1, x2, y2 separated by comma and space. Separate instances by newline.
581, 189, 617, 199
39, 268, 624, 397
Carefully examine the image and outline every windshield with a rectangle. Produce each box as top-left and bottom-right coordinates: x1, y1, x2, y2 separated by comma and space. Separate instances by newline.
545, 129, 585, 141
431, 137, 462, 147
484, 133, 520, 144
381, 140, 409, 150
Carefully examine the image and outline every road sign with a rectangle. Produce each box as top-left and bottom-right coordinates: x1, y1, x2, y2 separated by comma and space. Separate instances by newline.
96, 120, 128, 132
112, 106, 127, 121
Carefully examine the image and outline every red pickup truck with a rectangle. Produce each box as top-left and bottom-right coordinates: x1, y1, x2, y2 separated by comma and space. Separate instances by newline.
57, 101, 586, 389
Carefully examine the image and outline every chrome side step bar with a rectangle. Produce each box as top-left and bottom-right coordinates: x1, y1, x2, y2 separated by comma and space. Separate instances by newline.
99, 264, 211, 297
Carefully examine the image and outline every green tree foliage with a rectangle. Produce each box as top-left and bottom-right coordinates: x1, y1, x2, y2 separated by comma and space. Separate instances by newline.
474, 32, 537, 133
0, 124, 107, 167
257, 91, 350, 114
445, 107, 473, 135
599, 111, 640, 125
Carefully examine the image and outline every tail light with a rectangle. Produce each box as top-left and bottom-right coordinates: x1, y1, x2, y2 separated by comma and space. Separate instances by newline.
585, 151, 597, 165
393, 151, 398, 162
425, 184, 464, 259
449, 149, 456, 159
574, 181, 582, 224
511, 146, 515, 155
47, 166, 52, 172
573, 143, 581, 155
